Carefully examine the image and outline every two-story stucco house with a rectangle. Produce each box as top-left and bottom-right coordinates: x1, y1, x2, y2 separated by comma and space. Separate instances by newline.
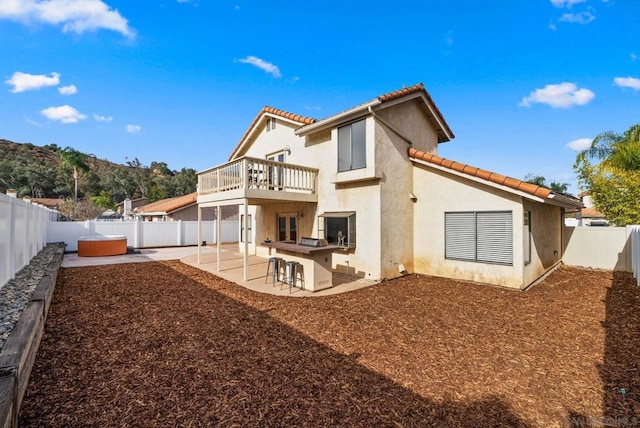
196, 83, 582, 289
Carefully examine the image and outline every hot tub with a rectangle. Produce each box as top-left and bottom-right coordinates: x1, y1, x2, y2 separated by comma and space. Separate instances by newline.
77, 235, 127, 257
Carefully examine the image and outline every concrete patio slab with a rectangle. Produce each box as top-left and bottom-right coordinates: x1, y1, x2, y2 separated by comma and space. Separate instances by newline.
62, 245, 378, 297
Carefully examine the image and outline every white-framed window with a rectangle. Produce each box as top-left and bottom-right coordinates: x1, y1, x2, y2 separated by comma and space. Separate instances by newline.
266, 117, 276, 132
445, 211, 513, 265
318, 212, 356, 248
337, 119, 366, 172
240, 214, 252, 243
523, 211, 531, 265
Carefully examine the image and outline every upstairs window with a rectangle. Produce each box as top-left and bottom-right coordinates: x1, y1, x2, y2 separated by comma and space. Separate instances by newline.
338, 119, 366, 172
266, 117, 276, 132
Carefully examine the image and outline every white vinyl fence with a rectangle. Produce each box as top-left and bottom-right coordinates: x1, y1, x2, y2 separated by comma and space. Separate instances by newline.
630, 226, 640, 285
47, 219, 238, 252
0, 193, 58, 288
563, 226, 634, 272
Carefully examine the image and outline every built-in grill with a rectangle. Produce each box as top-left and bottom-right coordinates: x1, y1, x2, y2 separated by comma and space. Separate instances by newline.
298, 237, 328, 247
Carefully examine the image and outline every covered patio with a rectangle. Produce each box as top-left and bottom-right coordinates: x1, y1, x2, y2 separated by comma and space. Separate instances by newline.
182, 244, 377, 297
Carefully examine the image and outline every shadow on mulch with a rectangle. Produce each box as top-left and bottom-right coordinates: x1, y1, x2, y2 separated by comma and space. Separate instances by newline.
19, 262, 528, 427
600, 272, 639, 422
566, 271, 640, 428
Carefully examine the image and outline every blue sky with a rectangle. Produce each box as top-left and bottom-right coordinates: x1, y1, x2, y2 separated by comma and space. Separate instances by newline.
1, 0, 638, 195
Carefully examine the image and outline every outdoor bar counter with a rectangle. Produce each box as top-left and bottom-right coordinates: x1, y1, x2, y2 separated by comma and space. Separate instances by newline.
262, 241, 341, 292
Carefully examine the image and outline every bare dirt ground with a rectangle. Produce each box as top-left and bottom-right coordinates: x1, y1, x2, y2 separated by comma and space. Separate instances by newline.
19, 262, 640, 427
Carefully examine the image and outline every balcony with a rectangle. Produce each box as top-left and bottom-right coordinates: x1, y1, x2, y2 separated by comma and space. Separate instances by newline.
197, 156, 319, 205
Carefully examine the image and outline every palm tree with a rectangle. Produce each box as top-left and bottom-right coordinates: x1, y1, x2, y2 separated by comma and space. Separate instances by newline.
581, 124, 640, 172
60, 147, 89, 202
574, 123, 640, 225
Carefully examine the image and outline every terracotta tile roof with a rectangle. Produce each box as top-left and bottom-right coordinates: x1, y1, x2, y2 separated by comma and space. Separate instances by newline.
409, 147, 555, 199
228, 106, 317, 160
30, 198, 64, 208
136, 192, 197, 215
581, 207, 606, 218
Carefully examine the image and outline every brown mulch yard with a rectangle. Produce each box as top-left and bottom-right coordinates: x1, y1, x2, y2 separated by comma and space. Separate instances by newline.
19, 262, 640, 427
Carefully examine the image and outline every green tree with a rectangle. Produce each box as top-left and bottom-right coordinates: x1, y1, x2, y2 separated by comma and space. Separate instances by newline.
126, 157, 152, 197
60, 147, 89, 202
523, 174, 570, 195
524, 174, 546, 187
147, 185, 168, 203
549, 182, 569, 194
574, 123, 640, 226
91, 190, 116, 209
172, 167, 197, 195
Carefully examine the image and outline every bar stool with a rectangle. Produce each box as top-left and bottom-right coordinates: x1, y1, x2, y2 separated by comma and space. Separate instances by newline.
265, 257, 284, 285
283, 261, 305, 293
293, 263, 305, 291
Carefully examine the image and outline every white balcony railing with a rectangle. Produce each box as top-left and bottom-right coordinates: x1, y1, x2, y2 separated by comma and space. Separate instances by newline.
198, 156, 318, 197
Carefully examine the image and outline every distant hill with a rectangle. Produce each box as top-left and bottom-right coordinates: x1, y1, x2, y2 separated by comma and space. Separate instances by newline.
0, 139, 197, 206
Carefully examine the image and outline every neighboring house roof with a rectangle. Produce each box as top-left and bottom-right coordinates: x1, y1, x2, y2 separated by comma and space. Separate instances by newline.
116, 197, 147, 207
136, 192, 197, 216
408, 148, 583, 208
227, 83, 454, 161
577, 190, 590, 198
581, 207, 606, 218
228, 106, 317, 161
30, 198, 64, 208
297, 83, 454, 143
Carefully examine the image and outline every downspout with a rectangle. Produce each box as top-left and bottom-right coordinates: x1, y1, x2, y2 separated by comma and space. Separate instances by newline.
368, 106, 413, 147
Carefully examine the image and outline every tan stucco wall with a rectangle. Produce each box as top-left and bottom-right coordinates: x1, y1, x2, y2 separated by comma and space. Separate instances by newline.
412, 164, 526, 288
239, 118, 307, 164
522, 200, 563, 286
235, 101, 446, 280
374, 100, 441, 278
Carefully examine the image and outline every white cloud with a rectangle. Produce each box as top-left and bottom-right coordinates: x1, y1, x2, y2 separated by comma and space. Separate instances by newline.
631, 53, 638, 61
58, 84, 77, 95
237, 56, 282, 78
0, 0, 134, 37
550, 0, 587, 7
40, 105, 86, 123
93, 113, 112, 122
5, 71, 59, 93
614, 76, 640, 90
126, 124, 141, 134
558, 11, 595, 24
519, 82, 595, 108
567, 138, 593, 151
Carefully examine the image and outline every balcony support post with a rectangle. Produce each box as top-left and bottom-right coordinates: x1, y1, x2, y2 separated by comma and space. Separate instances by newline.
216, 205, 221, 272
243, 199, 249, 282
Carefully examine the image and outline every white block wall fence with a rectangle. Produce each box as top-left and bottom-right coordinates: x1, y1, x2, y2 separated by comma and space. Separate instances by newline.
47, 219, 238, 252
0, 193, 58, 288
